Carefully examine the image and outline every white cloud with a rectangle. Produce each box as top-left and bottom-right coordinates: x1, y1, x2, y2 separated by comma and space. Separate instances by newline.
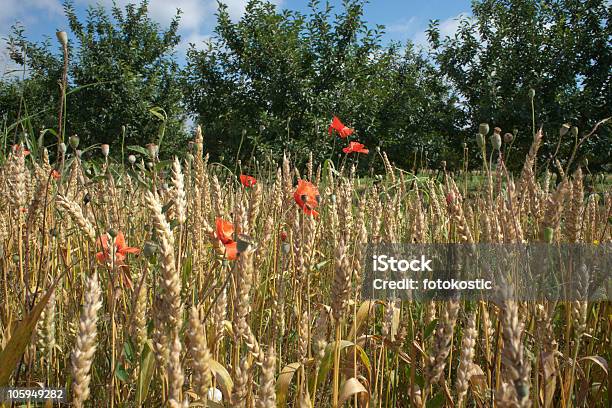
178, 32, 212, 54
386, 16, 418, 35
0, 37, 22, 80
412, 12, 471, 50
1, 1, 64, 80
221, 0, 284, 21
1, 0, 63, 28
77, 0, 283, 58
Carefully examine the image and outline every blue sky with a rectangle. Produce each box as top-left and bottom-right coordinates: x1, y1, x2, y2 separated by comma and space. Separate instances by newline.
1, 0, 472, 76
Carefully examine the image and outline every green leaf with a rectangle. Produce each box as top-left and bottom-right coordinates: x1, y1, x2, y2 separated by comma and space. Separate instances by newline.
123, 339, 134, 363
424, 318, 438, 340
276, 362, 301, 407
149, 106, 167, 121
136, 341, 156, 405
426, 391, 445, 408
115, 363, 129, 382
127, 145, 150, 157
0, 279, 60, 385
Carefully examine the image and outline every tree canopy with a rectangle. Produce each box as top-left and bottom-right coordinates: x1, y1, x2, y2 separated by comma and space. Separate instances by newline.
1, 0, 610, 171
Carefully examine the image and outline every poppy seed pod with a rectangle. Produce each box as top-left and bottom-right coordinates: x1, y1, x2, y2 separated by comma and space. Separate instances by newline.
560, 123, 571, 137
56, 31, 68, 48
570, 126, 578, 138
479, 123, 489, 136
528, 88, 535, 99
128, 154, 136, 164
503, 132, 514, 143
207, 387, 223, 403
101, 144, 110, 157
476, 133, 485, 148
491, 132, 502, 150
69, 135, 79, 149
282, 242, 290, 254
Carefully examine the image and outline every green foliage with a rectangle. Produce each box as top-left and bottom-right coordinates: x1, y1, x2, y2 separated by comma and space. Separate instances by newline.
1, 0, 188, 157
427, 0, 611, 171
183, 0, 464, 170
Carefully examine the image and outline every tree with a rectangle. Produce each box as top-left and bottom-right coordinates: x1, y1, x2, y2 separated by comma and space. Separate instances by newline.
427, 0, 611, 171
2, 0, 188, 157
183, 0, 464, 170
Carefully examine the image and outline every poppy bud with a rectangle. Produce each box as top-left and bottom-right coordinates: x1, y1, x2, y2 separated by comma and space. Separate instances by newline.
479, 123, 489, 136
282, 242, 290, 254
570, 126, 578, 138
13, 254, 20, 263
56, 31, 68, 48
446, 192, 455, 205
237, 234, 257, 253
108, 229, 117, 238
491, 132, 502, 150
559, 123, 570, 137
582, 158, 588, 167
101, 144, 110, 157
59, 142, 67, 154
143, 241, 158, 258
503, 133, 514, 143
128, 154, 136, 164
476, 133, 485, 148
147, 162, 154, 169
543, 227, 554, 243
528, 88, 535, 99
441, 160, 446, 168
146, 143, 159, 158
69, 135, 79, 149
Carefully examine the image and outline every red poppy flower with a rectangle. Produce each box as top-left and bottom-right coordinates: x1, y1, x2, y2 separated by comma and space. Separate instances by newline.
212, 218, 240, 260
12, 144, 30, 157
328, 116, 354, 138
215, 218, 235, 244
293, 179, 320, 217
222, 241, 238, 260
51, 170, 61, 180
342, 141, 369, 154
240, 174, 257, 187
96, 231, 140, 264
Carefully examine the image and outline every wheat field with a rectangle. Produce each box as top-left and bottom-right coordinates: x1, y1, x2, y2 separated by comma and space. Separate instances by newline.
0, 125, 610, 407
